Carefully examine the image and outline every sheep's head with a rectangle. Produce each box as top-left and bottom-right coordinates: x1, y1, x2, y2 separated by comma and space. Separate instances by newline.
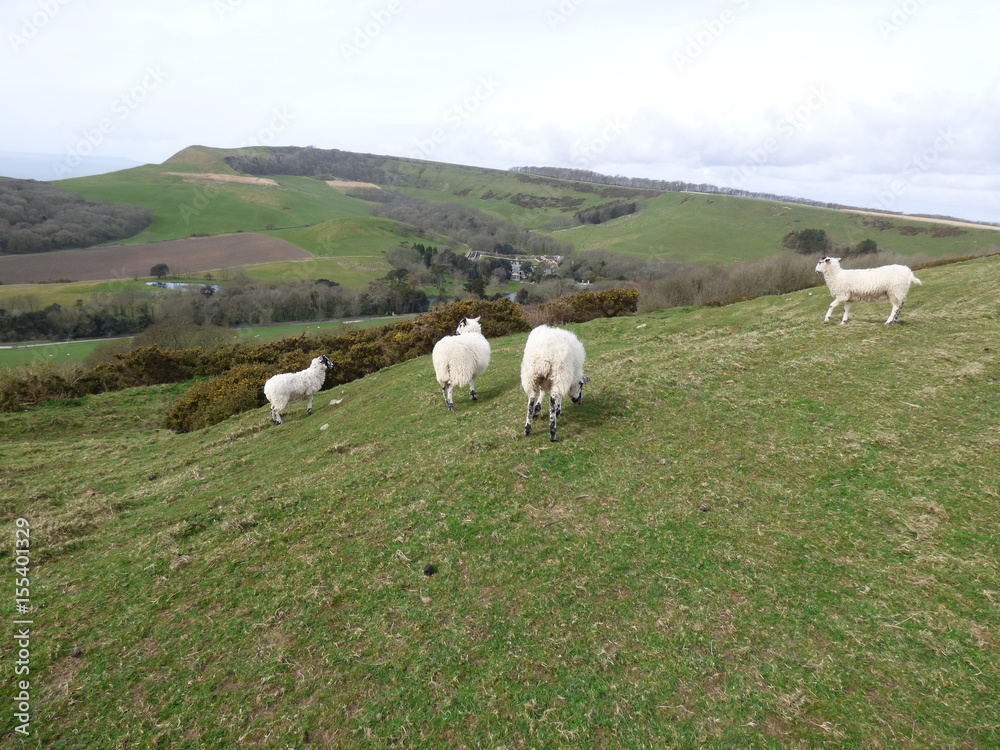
316, 355, 334, 369
455, 316, 482, 335
570, 375, 591, 405
815, 256, 841, 274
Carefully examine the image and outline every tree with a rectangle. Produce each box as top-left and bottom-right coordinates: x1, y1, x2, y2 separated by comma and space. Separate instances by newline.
151, 263, 170, 279
853, 239, 878, 255
463, 277, 487, 298
782, 229, 829, 254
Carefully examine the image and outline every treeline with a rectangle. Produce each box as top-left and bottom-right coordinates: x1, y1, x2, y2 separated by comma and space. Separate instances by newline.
782, 228, 879, 256
350, 188, 573, 257
510, 166, 856, 211
0, 177, 153, 254
0, 276, 429, 342
223, 146, 395, 185
574, 201, 638, 225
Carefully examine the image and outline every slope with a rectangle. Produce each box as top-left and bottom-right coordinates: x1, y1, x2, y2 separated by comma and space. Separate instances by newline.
2, 256, 997, 748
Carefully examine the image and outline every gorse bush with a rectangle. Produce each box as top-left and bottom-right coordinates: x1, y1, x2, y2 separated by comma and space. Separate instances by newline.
161, 298, 531, 432
525, 287, 639, 326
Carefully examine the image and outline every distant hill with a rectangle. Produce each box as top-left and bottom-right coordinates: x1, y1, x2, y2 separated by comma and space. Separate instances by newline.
0, 143, 989, 288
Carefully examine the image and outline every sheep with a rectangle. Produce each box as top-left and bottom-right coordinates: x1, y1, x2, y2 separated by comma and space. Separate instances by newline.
431, 316, 491, 411
263, 354, 334, 425
520, 325, 590, 442
814, 256, 923, 325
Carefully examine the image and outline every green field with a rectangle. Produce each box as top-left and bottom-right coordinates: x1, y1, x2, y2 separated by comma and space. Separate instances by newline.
2, 256, 997, 747
555, 192, 1000, 264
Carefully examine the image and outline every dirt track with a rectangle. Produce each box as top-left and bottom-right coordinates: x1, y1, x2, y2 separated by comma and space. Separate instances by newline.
0, 233, 311, 284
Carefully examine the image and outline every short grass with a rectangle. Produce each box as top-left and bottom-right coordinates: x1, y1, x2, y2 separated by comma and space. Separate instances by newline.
1, 256, 997, 748
55, 168, 370, 245
556, 192, 1000, 264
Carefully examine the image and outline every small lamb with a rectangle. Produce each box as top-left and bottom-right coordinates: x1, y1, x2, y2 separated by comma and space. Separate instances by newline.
263, 354, 334, 425
432, 316, 491, 411
521, 325, 590, 442
815, 256, 923, 325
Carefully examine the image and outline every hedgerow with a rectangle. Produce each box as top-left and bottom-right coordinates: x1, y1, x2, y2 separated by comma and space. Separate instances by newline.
161, 298, 531, 432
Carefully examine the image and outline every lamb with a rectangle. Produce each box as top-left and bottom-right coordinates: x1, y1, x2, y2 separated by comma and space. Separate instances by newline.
431, 316, 491, 411
263, 354, 334, 425
815, 256, 923, 325
520, 325, 590, 442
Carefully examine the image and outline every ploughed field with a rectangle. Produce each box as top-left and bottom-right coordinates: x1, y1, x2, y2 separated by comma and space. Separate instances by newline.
0, 233, 310, 284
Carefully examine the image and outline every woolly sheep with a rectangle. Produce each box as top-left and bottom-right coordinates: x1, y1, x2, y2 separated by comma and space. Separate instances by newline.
263, 354, 334, 425
432, 316, 491, 411
520, 325, 590, 442
815, 256, 923, 325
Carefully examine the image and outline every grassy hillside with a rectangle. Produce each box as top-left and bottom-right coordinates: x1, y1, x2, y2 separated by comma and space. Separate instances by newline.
555, 191, 1000, 264
2, 256, 997, 748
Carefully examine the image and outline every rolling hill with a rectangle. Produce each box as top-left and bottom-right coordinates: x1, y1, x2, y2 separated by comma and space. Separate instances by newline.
2, 144, 998, 312
1, 255, 997, 747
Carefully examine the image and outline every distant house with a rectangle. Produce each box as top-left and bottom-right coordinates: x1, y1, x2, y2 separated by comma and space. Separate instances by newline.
510, 260, 524, 280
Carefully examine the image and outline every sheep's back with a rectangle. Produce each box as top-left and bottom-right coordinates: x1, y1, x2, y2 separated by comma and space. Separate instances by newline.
521, 328, 585, 396
432, 334, 490, 386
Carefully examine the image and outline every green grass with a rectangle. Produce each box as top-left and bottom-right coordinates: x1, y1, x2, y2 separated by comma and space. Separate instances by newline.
2, 256, 998, 748
55, 167, 371, 245
555, 192, 1000, 264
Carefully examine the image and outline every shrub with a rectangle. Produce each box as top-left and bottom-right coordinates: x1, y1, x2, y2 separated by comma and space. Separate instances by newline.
526, 287, 639, 326
0, 362, 82, 411
162, 363, 273, 433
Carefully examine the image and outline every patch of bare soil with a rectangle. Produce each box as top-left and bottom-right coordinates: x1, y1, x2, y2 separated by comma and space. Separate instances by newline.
0, 234, 311, 284
164, 172, 281, 187
325, 180, 381, 191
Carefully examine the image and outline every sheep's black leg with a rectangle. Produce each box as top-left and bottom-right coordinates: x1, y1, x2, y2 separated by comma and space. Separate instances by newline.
549, 395, 559, 442
443, 382, 454, 411
306, 395, 314, 415
525, 394, 537, 436
469, 377, 477, 401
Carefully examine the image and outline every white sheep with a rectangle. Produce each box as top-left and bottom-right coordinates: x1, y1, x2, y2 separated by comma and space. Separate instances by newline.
815, 256, 923, 325
263, 354, 334, 425
431, 316, 491, 411
521, 325, 590, 442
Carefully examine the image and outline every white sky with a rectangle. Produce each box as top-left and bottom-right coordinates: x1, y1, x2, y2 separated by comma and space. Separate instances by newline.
3, 0, 999, 222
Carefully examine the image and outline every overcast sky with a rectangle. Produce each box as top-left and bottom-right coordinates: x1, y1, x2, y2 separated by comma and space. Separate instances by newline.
2, 0, 998, 223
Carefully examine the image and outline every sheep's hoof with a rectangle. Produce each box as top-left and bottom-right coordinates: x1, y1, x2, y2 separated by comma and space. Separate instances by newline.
447, 403, 455, 412
470, 390, 477, 401
524, 424, 532, 437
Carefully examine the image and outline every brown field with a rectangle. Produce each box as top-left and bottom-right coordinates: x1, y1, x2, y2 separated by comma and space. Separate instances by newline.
0, 234, 311, 284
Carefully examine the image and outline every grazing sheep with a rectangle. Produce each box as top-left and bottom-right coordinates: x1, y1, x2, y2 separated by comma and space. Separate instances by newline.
521, 325, 590, 442
815, 256, 923, 325
264, 355, 334, 425
432, 316, 491, 411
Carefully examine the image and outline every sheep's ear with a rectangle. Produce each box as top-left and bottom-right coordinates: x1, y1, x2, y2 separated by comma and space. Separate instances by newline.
472, 316, 481, 322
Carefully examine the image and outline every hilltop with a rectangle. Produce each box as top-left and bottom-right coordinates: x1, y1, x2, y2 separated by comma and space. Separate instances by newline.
1, 254, 997, 747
